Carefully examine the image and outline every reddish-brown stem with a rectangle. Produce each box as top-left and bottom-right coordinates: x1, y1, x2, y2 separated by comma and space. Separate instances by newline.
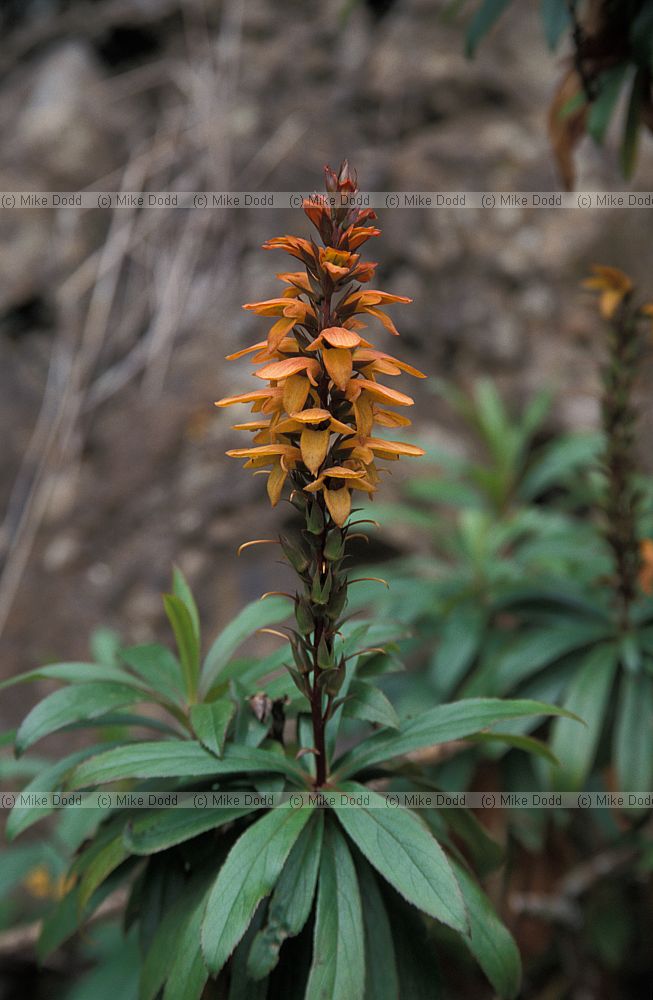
309, 493, 330, 787
310, 675, 328, 787
309, 285, 334, 787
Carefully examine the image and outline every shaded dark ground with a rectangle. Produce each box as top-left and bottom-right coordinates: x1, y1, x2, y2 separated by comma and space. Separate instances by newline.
2, 0, 653, 734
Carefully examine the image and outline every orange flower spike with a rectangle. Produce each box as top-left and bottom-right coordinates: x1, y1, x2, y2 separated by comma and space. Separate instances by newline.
220, 161, 422, 511
217, 161, 426, 789
582, 265, 634, 319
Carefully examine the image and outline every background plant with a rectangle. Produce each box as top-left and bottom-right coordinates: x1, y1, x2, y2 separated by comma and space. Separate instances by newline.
462, 0, 653, 185
361, 266, 653, 795
355, 264, 653, 996
352, 376, 604, 711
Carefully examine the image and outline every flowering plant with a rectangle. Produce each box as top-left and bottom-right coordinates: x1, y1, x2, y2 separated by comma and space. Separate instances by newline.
216, 160, 426, 786
3, 164, 573, 999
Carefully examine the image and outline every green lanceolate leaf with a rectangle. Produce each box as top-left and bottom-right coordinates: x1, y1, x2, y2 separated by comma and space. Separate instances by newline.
140, 875, 213, 1000
0, 661, 137, 692
487, 620, 611, 694
614, 672, 653, 794
451, 860, 521, 999
334, 782, 467, 934
124, 805, 259, 855
163, 593, 200, 702
550, 642, 618, 790
389, 892, 444, 999
74, 832, 129, 911
437, 807, 504, 877
120, 644, 185, 705
519, 432, 601, 500
333, 698, 580, 780
164, 891, 210, 1000
173, 566, 201, 640
429, 601, 487, 698
201, 804, 314, 975
5, 743, 119, 839
74, 713, 181, 737
67, 741, 305, 789
305, 819, 365, 1000
343, 679, 400, 730
471, 379, 514, 465
0, 753, 48, 781
190, 699, 236, 757
15, 683, 145, 755
227, 904, 268, 1000
356, 857, 399, 1000
247, 811, 324, 980
469, 731, 560, 766
201, 596, 292, 694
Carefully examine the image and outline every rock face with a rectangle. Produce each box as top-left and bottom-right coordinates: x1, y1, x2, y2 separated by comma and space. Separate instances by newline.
2, 0, 653, 691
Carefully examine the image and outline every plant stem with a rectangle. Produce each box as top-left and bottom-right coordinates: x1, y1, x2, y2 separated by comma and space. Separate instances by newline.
308, 289, 335, 787
310, 497, 329, 786
601, 305, 642, 632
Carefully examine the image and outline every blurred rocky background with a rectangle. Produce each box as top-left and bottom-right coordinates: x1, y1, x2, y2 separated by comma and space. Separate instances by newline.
2, 0, 653, 728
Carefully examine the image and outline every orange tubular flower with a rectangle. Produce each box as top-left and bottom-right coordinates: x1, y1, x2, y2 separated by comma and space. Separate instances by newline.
582, 265, 634, 319
215, 160, 425, 526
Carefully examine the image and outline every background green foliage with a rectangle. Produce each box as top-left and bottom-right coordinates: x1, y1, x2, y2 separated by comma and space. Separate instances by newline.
464, 0, 653, 182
